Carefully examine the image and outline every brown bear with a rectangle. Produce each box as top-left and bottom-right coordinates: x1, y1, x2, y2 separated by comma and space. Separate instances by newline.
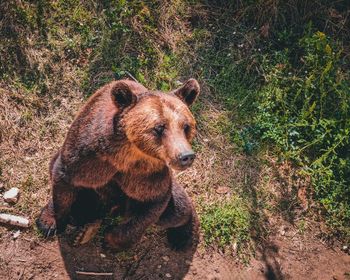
36, 78, 200, 251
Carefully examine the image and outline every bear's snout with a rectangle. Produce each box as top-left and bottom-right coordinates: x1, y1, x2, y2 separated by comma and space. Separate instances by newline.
177, 150, 196, 169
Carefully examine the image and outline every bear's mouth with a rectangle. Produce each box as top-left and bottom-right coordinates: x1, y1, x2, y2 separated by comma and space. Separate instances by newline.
171, 164, 193, 171
169, 157, 195, 171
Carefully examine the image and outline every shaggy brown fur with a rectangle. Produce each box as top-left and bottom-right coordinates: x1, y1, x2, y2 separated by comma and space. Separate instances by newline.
36, 78, 200, 250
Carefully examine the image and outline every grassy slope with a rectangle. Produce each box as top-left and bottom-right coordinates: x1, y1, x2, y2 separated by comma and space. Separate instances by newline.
0, 0, 349, 261
191, 1, 350, 243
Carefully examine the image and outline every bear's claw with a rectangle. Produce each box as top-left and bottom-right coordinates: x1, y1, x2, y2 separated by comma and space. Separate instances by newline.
36, 202, 61, 238
36, 217, 57, 238
46, 225, 57, 238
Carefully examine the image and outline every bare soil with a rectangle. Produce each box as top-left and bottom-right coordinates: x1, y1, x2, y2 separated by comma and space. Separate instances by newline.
0, 220, 349, 280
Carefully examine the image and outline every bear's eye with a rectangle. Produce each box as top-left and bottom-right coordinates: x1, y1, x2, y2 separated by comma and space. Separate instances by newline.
154, 124, 165, 137
184, 123, 191, 135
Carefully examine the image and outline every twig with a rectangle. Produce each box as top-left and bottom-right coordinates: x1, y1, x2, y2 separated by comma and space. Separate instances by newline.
125, 71, 138, 83
76, 271, 113, 276
0, 213, 30, 228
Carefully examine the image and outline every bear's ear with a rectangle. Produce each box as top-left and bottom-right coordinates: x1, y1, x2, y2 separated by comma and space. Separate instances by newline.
173, 79, 200, 106
111, 82, 138, 109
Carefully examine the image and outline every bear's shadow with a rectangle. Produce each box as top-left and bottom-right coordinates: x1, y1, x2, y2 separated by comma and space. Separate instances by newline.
58, 226, 196, 280
55, 187, 196, 279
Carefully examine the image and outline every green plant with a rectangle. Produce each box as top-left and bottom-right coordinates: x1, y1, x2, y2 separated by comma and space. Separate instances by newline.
194, 1, 350, 243
252, 29, 350, 237
200, 197, 253, 257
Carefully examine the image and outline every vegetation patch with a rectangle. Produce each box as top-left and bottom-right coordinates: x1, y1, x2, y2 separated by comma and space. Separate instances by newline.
252, 29, 350, 238
200, 197, 253, 258
193, 1, 350, 242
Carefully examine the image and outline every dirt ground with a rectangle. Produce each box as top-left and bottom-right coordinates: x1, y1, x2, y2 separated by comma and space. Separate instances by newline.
0, 219, 349, 280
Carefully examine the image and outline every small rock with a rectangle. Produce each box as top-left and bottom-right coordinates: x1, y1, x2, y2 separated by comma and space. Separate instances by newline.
215, 186, 230, 195
12, 230, 20, 239
162, 256, 170, 262
165, 273, 171, 278
232, 242, 237, 252
100, 253, 106, 258
342, 245, 348, 252
157, 265, 162, 269
3, 187, 20, 203
279, 225, 288, 236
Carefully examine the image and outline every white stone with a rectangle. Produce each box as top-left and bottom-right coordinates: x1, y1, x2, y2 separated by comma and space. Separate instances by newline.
12, 230, 20, 239
3, 187, 20, 203
165, 273, 171, 278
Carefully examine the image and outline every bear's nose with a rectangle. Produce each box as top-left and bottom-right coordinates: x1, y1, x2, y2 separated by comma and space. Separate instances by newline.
179, 151, 196, 167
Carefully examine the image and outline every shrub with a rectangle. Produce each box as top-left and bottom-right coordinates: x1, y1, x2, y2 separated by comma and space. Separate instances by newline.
253, 29, 350, 236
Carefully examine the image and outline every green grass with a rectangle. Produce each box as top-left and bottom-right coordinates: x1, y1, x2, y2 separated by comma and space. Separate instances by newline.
192, 1, 350, 242
250, 30, 350, 238
200, 197, 253, 258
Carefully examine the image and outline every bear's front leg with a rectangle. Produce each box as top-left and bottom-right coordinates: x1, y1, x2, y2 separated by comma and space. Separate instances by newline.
104, 194, 170, 251
157, 182, 199, 251
36, 179, 76, 237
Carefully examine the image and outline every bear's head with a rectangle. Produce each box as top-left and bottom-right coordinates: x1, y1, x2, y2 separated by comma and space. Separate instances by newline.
111, 79, 200, 171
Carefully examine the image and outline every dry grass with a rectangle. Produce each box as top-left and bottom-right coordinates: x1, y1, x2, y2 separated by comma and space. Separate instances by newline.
0, 82, 84, 220
0, 31, 87, 224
